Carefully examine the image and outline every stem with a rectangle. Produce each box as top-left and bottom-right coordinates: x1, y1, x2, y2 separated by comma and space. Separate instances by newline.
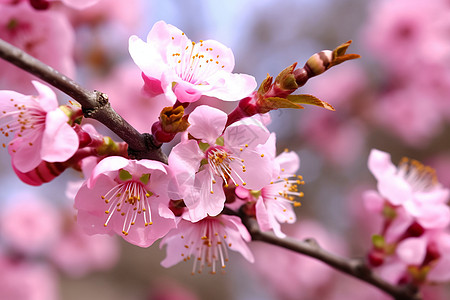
240, 215, 422, 300
0, 38, 167, 163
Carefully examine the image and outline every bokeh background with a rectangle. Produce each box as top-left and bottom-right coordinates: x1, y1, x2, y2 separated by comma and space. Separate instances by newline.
1, 0, 450, 299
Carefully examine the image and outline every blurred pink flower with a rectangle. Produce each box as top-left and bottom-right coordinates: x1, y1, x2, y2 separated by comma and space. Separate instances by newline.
168, 105, 272, 221
0, 193, 62, 256
251, 219, 347, 300
363, 0, 450, 76
129, 20, 256, 103
373, 87, 444, 147
63, 0, 143, 30
368, 149, 450, 229
0, 2, 75, 93
160, 214, 254, 274
56, 0, 100, 10
0, 81, 79, 173
75, 156, 176, 247
91, 64, 173, 133
49, 219, 120, 277
0, 258, 58, 300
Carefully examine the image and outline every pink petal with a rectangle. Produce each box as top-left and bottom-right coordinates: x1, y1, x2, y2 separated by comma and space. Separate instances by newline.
414, 188, 450, 205
41, 109, 78, 163
428, 256, 450, 282
203, 72, 257, 101
255, 197, 271, 232
133, 159, 167, 176
88, 156, 129, 188
396, 237, 427, 265
224, 117, 270, 149
60, 0, 100, 10
378, 175, 412, 205
235, 186, 250, 199
416, 204, 450, 229
362, 190, 385, 213
168, 140, 203, 172
31, 81, 58, 112
9, 133, 43, 173
121, 205, 175, 247
128, 35, 166, 79
199, 39, 235, 73
368, 149, 397, 181
173, 81, 203, 103
232, 150, 273, 190
75, 175, 115, 212
187, 105, 227, 143
276, 151, 300, 174
185, 171, 225, 222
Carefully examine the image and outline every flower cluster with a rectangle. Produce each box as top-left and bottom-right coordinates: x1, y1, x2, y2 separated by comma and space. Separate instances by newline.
364, 149, 450, 284
0, 19, 355, 275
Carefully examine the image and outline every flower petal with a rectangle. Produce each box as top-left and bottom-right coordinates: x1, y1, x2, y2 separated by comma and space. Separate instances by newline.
368, 149, 397, 181
396, 237, 427, 265
41, 109, 78, 163
31, 81, 58, 112
224, 117, 270, 149
88, 156, 130, 188
187, 105, 227, 143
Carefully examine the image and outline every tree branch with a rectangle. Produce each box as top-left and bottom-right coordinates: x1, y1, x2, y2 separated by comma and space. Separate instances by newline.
0, 38, 167, 163
241, 215, 422, 300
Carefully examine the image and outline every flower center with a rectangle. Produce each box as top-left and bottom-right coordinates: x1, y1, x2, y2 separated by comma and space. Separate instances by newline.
169, 38, 225, 85
397, 157, 438, 192
0, 98, 45, 146
180, 219, 230, 275
206, 146, 246, 191
102, 180, 155, 236
263, 169, 305, 208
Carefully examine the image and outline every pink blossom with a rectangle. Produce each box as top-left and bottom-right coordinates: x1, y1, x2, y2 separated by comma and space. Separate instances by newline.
168, 105, 272, 221
75, 156, 176, 247
373, 87, 444, 147
0, 192, 62, 256
242, 133, 303, 238
0, 2, 75, 93
300, 112, 367, 168
129, 20, 256, 103
362, 0, 450, 76
367, 149, 450, 229
63, 0, 143, 30
49, 219, 120, 277
0, 258, 58, 300
160, 214, 254, 274
0, 81, 79, 173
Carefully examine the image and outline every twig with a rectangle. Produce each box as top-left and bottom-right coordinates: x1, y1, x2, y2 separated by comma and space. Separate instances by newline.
241, 215, 422, 300
0, 38, 166, 163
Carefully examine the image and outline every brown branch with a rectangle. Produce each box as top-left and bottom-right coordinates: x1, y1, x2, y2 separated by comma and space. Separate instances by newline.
240, 215, 422, 300
0, 38, 166, 163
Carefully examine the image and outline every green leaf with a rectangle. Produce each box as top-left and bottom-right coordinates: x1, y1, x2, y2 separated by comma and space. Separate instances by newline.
263, 97, 304, 109
286, 94, 335, 111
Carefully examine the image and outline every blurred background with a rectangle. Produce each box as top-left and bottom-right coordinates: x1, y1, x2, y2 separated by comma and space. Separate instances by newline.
1, 0, 450, 299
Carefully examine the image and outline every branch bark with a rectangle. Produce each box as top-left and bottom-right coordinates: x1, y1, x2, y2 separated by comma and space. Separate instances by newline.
241, 215, 422, 300
0, 38, 167, 163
